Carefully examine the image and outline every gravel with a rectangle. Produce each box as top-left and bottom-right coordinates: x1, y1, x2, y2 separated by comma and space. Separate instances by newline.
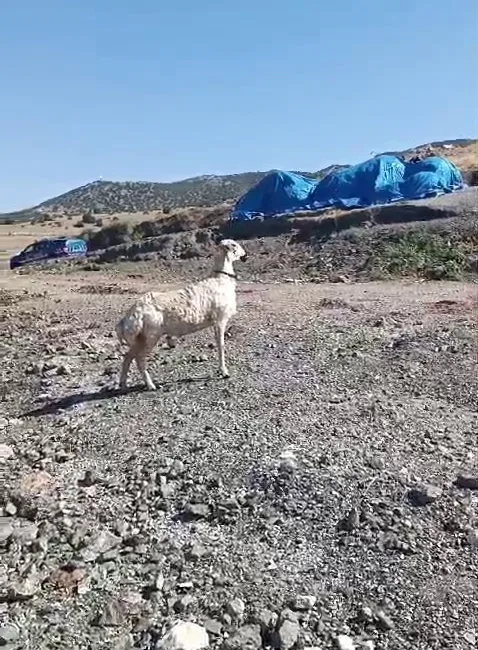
0, 272, 477, 649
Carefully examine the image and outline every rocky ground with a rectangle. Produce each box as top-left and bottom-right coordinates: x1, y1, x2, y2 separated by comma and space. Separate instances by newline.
1, 269, 477, 650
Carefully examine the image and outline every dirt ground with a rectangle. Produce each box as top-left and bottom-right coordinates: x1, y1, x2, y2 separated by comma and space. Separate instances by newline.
1, 267, 478, 650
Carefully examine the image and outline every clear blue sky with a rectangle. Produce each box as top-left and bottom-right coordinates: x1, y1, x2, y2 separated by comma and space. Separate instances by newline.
0, 0, 476, 212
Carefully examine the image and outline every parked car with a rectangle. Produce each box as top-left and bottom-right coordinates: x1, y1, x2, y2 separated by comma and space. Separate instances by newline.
9, 237, 87, 270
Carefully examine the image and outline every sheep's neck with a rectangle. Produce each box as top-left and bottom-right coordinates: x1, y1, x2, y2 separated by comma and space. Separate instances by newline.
214, 255, 235, 278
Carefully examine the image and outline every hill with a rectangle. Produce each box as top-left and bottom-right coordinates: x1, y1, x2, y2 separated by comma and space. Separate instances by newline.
0, 138, 475, 223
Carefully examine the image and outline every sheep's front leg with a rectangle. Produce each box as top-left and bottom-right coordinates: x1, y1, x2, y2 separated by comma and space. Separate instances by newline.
214, 322, 229, 378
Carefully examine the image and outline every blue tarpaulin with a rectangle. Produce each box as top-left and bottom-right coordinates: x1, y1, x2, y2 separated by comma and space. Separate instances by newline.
231, 155, 464, 221
232, 170, 317, 218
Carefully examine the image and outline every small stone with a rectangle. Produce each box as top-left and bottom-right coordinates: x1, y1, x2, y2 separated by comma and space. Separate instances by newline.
4, 502, 17, 517
168, 459, 185, 478
336, 635, 355, 650
174, 594, 195, 613
186, 542, 207, 561
20, 471, 54, 495
160, 482, 175, 499
182, 503, 210, 520
154, 572, 165, 591
226, 597, 246, 620
358, 606, 374, 622
257, 609, 278, 632
133, 617, 153, 633
98, 599, 125, 627
455, 474, 478, 490
49, 566, 87, 593
279, 450, 298, 472
0, 623, 20, 645
79, 469, 97, 487
0, 518, 13, 544
12, 522, 39, 545
367, 456, 384, 470
0, 444, 14, 462
463, 631, 476, 645
292, 594, 317, 610
466, 530, 478, 549
339, 508, 360, 532
204, 619, 222, 636
81, 530, 122, 562
224, 624, 262, 649
375, 610, 394, 631
408, 484, 442, 506
9, 565, 41, 600
276, 610, 300, 650
156, 620, 209, 649
116, 633, 134, 650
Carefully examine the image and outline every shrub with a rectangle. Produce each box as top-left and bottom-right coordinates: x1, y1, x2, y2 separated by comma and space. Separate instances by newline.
378, 230, 468, 280
86, 222, 132, 251
82, 212, 96, 224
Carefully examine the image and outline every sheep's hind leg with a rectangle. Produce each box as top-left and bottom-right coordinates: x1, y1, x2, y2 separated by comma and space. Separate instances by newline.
214, 322, 229, 378
119, 347, 135, 389
135, 340, 157, 391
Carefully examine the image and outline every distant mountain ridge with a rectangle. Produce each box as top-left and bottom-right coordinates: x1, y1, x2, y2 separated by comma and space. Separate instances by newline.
1, 138, 475, 222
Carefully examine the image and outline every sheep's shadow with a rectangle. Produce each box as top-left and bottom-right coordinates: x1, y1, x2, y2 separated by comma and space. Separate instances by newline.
20, 375, 220, 418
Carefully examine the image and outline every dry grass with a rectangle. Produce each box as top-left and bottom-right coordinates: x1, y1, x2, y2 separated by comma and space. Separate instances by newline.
425, 142, 476, 170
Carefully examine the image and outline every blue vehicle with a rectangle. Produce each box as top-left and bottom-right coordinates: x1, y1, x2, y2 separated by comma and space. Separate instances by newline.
9, 237, 87, 270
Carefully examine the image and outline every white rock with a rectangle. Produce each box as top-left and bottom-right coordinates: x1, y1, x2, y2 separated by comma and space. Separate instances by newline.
336, 635, 355, 650
0, 443, 14, 462
157, 621, 209, 649
279, 449, 298, 471
227, 597, 246, 619
293, 594, 317, 610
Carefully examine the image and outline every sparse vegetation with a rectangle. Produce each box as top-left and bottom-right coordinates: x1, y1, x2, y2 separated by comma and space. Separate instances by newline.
82, 221, 132, 250
81, 211, 96, 224
378, 230, 470, 279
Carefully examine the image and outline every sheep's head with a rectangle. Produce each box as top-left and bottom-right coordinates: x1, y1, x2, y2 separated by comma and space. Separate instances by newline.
218, 239, 247, 262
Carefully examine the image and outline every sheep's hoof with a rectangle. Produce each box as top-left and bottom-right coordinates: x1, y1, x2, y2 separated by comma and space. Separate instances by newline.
145, 382, 157, 391
221, 370, 230, 379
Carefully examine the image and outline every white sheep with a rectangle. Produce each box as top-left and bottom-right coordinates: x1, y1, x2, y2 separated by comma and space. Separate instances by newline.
115, 239, 247, 390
